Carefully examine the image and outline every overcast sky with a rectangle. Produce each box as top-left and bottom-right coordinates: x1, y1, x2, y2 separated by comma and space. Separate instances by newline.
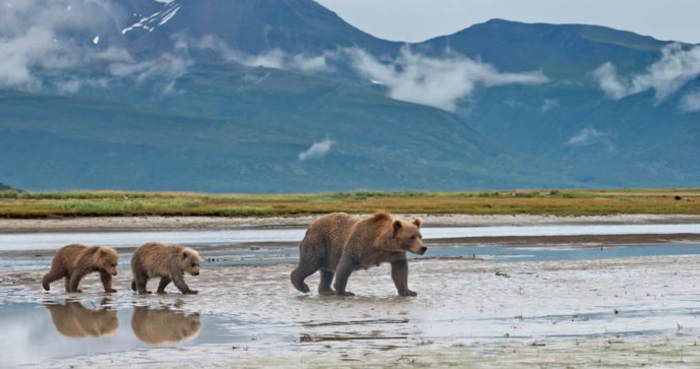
314, 0, 700, 44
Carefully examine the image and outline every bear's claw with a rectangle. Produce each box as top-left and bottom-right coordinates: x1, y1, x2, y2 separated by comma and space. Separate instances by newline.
399, 290, 417, 297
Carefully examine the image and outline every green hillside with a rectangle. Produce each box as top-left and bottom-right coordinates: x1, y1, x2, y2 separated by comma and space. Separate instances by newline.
0, 63, 577, 192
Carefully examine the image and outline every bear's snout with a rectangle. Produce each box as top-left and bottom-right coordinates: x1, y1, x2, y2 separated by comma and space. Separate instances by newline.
192, 271, 200, 276
112, 271, 118, 276
419, 246, 427, 255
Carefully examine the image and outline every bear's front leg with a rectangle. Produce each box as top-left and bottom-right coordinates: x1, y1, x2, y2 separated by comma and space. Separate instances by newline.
391, 259, 416, 297
100, 271, 117, 293
157, 277, 172, 294
333, 256, 357, 296
173, 274, 198, 295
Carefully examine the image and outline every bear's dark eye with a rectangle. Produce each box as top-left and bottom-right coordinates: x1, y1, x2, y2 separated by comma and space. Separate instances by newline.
410, 235, 416, 240
191, 263, 196, 267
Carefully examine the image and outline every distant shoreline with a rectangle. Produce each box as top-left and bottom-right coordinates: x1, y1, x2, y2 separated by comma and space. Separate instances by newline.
1, 213, 699, 234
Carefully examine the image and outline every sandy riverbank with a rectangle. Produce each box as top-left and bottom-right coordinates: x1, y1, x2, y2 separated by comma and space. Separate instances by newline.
1, 213, 700, 233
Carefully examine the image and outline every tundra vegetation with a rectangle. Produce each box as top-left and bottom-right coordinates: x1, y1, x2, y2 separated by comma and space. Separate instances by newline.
0, 188, 697, 218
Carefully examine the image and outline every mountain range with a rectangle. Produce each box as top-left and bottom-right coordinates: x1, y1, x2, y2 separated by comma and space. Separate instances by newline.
0, 0, 698, 192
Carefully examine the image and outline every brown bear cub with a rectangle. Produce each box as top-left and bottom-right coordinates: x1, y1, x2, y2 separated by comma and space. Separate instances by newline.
42, 244, 119, 293
131, 242, 201, 295
291, 212, 426, 297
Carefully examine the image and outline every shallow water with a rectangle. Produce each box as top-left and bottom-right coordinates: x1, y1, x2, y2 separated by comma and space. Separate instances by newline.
1, 223, 699, 251
0, 299, 234, 368
2, 255, 700, 368
3, 224, 700, 368
3, 242, 700, 273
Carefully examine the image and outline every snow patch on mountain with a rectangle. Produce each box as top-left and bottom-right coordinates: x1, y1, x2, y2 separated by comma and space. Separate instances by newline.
121, 2, 181, 35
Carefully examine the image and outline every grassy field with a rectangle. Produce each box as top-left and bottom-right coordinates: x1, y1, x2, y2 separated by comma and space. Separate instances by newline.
0, 188, 698, 218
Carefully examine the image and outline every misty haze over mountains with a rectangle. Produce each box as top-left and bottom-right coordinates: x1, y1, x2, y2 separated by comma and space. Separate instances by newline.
0, 0, 698, 192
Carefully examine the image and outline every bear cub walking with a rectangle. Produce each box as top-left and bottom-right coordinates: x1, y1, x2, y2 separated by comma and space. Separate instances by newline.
42, 244, 119, 293
291, 212, 426, 297
131, 242, 201, 294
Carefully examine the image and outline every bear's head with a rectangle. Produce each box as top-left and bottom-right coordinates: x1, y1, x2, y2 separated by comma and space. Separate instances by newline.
393, 218, 426, 255
95, 247, 119, 276
180, 248, 201, 276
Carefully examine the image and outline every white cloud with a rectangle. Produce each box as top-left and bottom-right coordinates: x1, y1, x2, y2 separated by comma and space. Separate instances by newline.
541, 98, 559, 112
593, 43, 700, 103
0, 0, 189, 93
566, 128, 614, 152
345, 47, 548, 112
195, 35, 334, 73
0, 0, 115, 89
298, 138, 335, 161
680, 89, 700, 112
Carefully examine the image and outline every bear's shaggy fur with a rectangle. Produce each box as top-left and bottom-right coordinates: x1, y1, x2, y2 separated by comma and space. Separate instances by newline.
130, 242, 201, 294
42, 244, 119, 293
291, 212, 426, 296
131, 305, 201, 344
44, 299, 119, 338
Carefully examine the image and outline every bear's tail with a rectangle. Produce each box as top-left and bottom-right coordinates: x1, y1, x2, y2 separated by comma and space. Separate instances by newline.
131, 280, 136, 291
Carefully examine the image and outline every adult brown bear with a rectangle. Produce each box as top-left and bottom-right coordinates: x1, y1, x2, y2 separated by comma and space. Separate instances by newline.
291, 212, 426, 296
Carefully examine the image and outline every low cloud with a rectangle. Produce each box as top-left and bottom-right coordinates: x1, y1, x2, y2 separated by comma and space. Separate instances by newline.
566, 128, 614, 153
298, 137, 335, 161
593, 43, 700, 109
0, 0, 190, 93
680, 89, 700, 112
196, 35, 334, 73
345, 47, 548, 112
540, 98, 559, 113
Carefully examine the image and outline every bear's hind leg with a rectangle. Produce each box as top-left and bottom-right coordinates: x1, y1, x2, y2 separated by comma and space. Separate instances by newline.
68, 271, 85, 293
134, 273, 151, 294
42, 267, 66, 291
318, 269, 335, 295
291, 256, 323, 294
64, 276, 71, 292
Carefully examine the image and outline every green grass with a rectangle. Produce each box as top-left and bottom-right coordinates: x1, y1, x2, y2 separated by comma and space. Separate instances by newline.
0, 188, 698, 218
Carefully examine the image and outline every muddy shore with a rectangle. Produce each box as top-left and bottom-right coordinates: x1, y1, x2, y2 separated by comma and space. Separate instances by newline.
1, 213, 700, 233
2, 254, 699, 368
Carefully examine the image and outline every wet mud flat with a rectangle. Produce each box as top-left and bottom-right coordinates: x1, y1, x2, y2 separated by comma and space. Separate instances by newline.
1, 254, 700, 368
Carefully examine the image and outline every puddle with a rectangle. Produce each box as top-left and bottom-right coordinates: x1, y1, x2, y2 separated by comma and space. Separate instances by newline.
0, 299, 234, 368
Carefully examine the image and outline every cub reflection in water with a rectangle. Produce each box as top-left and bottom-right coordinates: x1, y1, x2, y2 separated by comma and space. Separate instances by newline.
131, 304, 201, 345
44, 298, 119, 338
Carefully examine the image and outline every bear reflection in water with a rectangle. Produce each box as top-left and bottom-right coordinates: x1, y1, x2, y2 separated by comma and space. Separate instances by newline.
44, 298, 119, 338
131, 305, 201, 345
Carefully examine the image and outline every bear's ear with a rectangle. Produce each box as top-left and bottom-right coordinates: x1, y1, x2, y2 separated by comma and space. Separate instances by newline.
182, 251, 189, 259
413, 218, 423, 228
392, 220, 402, 237
99, 248, 107, 256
